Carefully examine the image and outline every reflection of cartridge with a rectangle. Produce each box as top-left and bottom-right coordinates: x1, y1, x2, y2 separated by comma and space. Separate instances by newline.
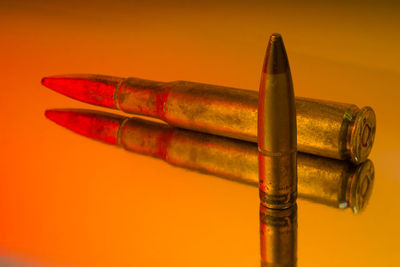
260, 204, 297, 267
298, 154, 373, 214
41, 78, 375, 164
45, 109, 374, 213
257, 33, 297, 209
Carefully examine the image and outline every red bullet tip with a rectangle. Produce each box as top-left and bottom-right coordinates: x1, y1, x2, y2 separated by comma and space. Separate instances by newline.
45, 109, 126, 145
42, 74, 124, 108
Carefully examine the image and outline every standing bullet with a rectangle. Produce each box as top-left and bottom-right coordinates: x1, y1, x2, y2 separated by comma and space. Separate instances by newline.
260, 204, 297, 267
258, 34, 297, 209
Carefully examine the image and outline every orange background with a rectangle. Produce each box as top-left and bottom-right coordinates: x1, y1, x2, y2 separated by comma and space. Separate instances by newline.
0, 1, 399, 266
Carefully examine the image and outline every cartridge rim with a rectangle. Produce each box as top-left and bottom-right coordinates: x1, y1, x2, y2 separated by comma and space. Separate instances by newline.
350, 107, 376, 164
349, 160, 374, 214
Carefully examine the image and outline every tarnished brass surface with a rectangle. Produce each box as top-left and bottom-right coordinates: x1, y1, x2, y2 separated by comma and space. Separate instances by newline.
117, 78, 257, 142
298, 154, 374, 214
116, 79, 375, 164
44, 108, 374, 213
117, 115, 374, 213
260, 204, 297, 267
296, 98, 375, 164
257, 34, 297, 209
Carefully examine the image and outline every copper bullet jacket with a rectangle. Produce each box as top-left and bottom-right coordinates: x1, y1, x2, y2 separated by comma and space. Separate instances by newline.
45, 109, 375, 213
260, 204, 297, 267
113, 77, 375, 164
258, 153, 297, 209
257, 34, 297, 209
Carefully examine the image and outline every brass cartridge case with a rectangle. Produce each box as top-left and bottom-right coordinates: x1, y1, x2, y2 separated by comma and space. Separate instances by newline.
118, 116, 374, 213
260, 204, 297, 267
297, 153, 374, 214
115, 79, 375, 164
45, 109, 374, 212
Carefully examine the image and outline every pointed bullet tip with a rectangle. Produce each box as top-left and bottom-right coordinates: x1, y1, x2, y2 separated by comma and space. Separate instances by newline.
44, 109, 55, 121
44, 109, 63, 123
41, 76, 54, 89
44, 109, 125, 145
264, 33, 290, 74
40, 74, 121, 108
270, 33, 282, 40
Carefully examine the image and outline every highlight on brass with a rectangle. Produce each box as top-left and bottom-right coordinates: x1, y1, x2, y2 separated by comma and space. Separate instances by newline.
257, 33, 297, 209
41, 75, 376, 164
44, 109, 374, 213
260, 204, 297, 267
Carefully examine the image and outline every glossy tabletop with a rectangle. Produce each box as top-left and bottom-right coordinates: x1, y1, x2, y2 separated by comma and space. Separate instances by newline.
0, 1, 399, 266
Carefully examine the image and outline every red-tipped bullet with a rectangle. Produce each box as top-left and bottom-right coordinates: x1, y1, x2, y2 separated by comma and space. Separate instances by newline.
45, 108, 374, 213
45, 109, 125, 145
41, 72, 376, 163
42, 74, 123, 108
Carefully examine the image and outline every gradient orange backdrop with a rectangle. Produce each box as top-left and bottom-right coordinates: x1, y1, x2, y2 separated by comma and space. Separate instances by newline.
0, 0, 399, 266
